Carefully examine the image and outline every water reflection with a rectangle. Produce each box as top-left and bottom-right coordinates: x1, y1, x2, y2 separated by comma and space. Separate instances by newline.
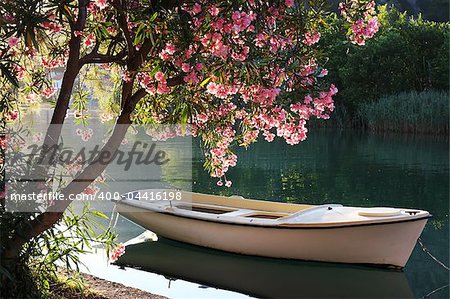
116, 238, 414, 298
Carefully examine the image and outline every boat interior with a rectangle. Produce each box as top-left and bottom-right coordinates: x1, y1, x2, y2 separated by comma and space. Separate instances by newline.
121, 190, 428, 226
160, 191, 316, 220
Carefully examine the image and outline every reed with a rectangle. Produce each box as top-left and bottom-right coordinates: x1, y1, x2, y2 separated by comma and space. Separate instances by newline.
357, 91, 449, 134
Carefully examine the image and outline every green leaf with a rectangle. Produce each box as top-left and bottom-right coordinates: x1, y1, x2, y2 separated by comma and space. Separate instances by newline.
0, 64, 19, 88
200, 77, 211, 87
150, 12, 158, 22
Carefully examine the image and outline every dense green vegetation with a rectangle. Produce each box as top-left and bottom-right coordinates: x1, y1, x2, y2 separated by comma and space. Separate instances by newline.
357, 91, 449, 134
320, 6, 449, 133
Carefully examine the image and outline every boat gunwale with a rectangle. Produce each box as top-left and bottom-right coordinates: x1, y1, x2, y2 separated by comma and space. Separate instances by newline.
117, 199, 431, 229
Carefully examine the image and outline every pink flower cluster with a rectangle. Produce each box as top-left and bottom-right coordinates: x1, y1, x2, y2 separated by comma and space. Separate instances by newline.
302, 32, 321, 46
339, 0, 380, 45
82, 174, 105, 195
109, 244, 126, 263
137, 71, 171, 95
206, 82, 239, 99
42, 14, 62, 33
41, 85, 57, 99
93, 0, 108, 10
76, 128, 94, 142
145, 125, 191, 141
7, 36, 19, 48
207, 127, 238, 179
83, 185, 100, 195
5, 111, 19, 122
241, 86, 280, 106
42, 56, 66, 69
350, 17, 380, 45
99, 112, 116, 123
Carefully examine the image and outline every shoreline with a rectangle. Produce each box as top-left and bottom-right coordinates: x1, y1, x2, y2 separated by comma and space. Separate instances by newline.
54, 271, 167, 299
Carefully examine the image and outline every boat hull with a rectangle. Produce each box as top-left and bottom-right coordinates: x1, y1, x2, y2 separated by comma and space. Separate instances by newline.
117, 204, 428, 268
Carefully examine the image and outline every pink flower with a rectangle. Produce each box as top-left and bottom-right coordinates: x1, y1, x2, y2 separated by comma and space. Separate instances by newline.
181, 63, 191, 73
83, 185, 99, 195
121, 70, 133, 82
42, 21, 62, 33
7, 36, 19, 48
6, 111, 18, 122
3, 14, 15, 23
263, 130, 275, 142
41, 86, 57, 98
195, 63, 203, 70
192, 3, 202, 14
285, 0, 295, 7
183, 71, 199, 84
154, 71, 166, 83
25, 93, 39, 103
84, 33, 95, 46
93, 0, 108, 10
302, 32, 321, 46
216, 180, 223, 186
350, 17, 380, 45
109, 244, 126, 263
225, 180, 232, 187
209, 6, 220, 16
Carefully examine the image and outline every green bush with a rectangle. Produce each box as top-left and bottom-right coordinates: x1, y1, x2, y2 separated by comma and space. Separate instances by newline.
357, 90, 449, 133
0, 131, 117, 298
0, 205, 116, 298
321, 6, 449, 126
0, 204, 117, 298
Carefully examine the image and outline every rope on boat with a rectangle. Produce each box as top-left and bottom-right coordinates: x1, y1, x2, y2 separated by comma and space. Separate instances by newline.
418, 238, 449, 271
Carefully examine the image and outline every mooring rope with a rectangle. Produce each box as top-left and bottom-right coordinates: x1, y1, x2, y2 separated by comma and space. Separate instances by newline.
109, 204, 120, 229
420, 284, 449, 299
418, 238, 449, 271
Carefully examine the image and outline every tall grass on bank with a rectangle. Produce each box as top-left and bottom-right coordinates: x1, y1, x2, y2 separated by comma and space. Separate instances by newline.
357, 91, 449, 134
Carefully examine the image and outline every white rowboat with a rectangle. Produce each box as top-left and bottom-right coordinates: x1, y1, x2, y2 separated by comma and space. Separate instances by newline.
116, 190, 430, 268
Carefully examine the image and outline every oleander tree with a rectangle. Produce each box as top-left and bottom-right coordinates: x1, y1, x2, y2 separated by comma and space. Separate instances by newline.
0, 0, 379, 293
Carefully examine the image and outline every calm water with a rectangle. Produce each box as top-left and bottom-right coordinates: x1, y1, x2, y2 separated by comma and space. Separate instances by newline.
23, 110, 450, 298
112, 129, 449, 299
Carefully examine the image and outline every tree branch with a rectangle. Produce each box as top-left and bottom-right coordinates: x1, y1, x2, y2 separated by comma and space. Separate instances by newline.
80, 50, 127, 66
112, 0, 136, 58
167, 74, 185, 87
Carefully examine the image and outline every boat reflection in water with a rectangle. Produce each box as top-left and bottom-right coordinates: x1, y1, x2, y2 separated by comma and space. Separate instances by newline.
115, 236, 414, 298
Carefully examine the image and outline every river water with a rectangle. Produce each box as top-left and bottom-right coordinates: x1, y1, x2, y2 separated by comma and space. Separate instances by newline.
112, 129, 448, 298
23, 110, 450, 298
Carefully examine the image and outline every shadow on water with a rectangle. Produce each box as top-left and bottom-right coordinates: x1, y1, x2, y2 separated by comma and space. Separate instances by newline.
116, 238, 415, 298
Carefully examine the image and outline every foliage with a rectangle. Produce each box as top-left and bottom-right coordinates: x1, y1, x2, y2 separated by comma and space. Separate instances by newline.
320, 5, 449, 120
357, 90, 449, 134
0, 124, 116, 297
0, 0, 379, 184
0, 203, 117, 298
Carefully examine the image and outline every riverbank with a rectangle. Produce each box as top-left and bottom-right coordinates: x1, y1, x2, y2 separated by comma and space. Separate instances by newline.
53, 271, 166, 299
